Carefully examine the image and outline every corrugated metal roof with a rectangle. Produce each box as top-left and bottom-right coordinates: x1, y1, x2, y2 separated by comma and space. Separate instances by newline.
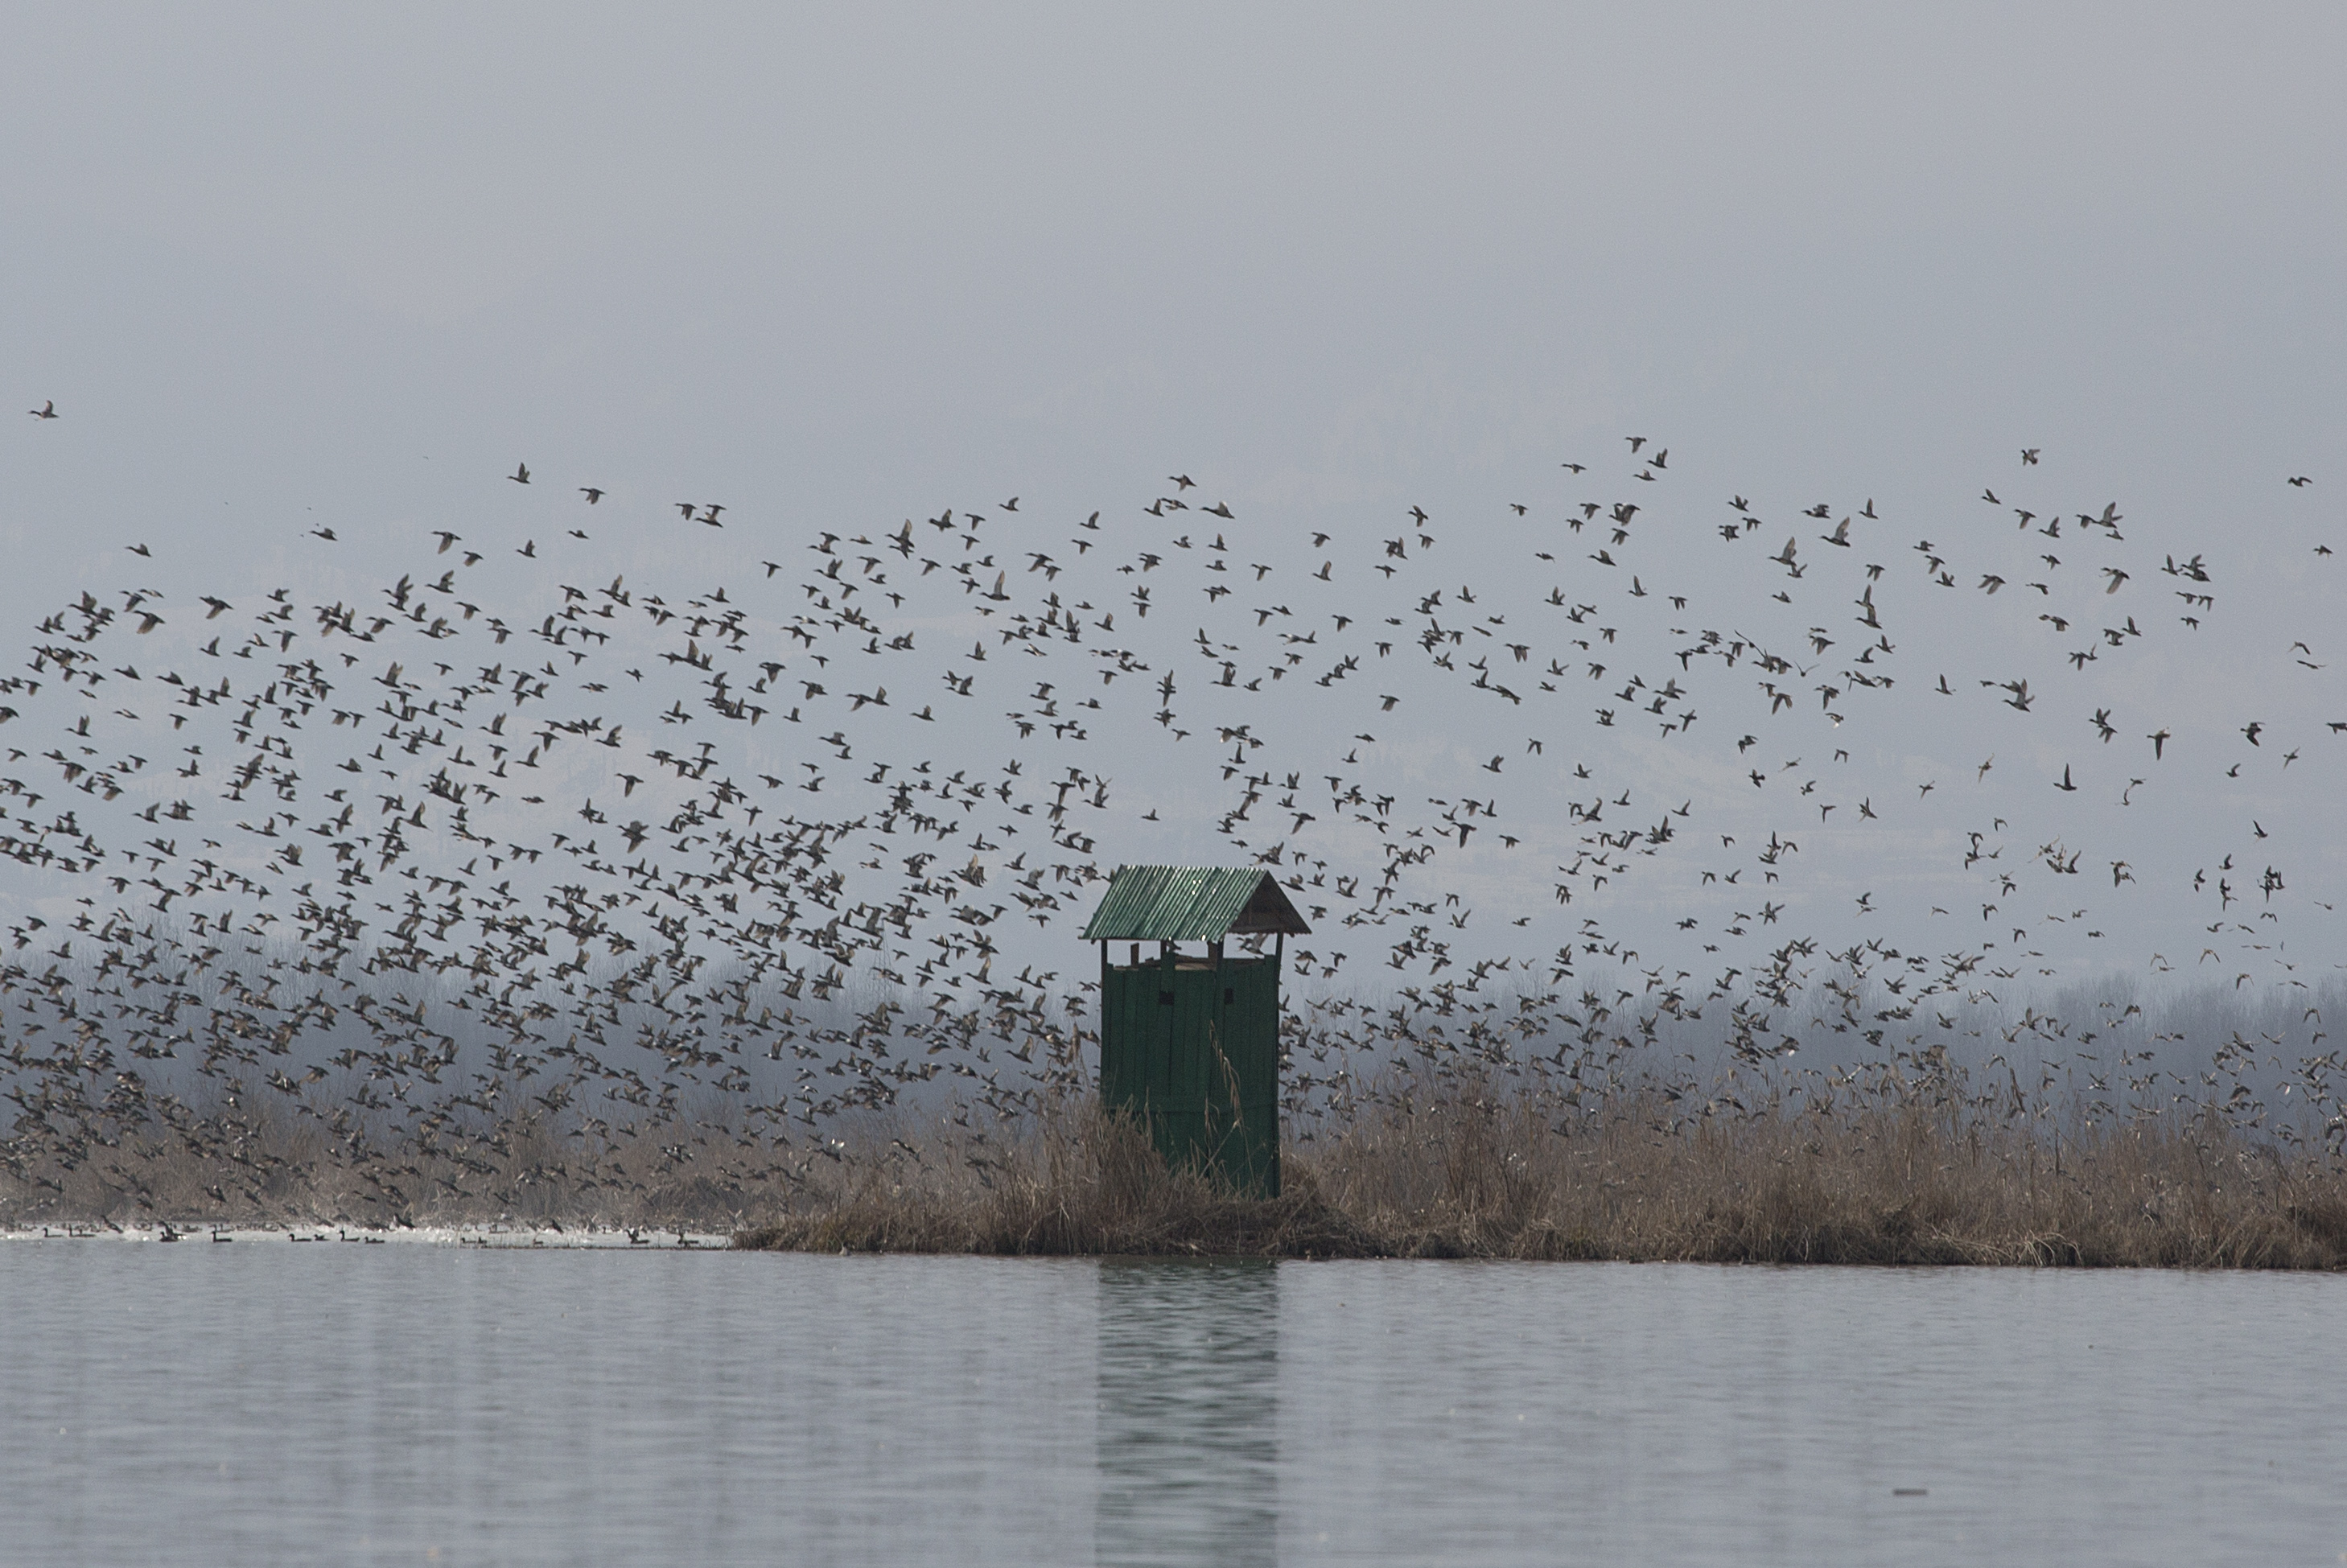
1080, 865, 1311, 941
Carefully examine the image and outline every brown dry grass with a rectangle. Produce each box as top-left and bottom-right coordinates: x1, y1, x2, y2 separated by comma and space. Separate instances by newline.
11, 1073, 2347, 1266
739, 1103, 1383, 1258
736, 1082, 2347, 1268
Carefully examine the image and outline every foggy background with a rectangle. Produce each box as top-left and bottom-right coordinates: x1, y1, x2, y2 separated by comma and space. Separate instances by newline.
2, 3, 2341, 989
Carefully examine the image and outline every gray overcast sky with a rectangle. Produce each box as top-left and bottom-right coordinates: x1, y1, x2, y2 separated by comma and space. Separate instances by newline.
2, 5, 2343, 987
6, 5, 2338, 516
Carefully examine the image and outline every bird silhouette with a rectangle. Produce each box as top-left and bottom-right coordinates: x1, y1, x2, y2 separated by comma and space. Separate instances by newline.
0, 426, 2330, 1241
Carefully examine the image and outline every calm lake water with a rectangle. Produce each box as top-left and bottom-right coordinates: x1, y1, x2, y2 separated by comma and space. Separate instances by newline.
4, 1240, 2341, 1566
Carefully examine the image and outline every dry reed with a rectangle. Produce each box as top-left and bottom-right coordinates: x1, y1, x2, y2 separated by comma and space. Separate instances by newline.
735, 1079, 2347, 1268
11, 1072, 2347, 1267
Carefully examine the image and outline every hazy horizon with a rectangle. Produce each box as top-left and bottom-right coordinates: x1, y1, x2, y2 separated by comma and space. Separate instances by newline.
3, 6, 2342, 997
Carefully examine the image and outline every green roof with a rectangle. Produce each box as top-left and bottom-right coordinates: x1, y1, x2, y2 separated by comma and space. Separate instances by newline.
1080, 865, 1311, 941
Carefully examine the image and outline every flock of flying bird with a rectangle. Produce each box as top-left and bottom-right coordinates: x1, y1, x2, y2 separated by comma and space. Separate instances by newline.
2, 397, 2343, 1224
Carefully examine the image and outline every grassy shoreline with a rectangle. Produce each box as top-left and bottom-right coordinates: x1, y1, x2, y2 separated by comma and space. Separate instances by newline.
10, 1080, 2347, 1268
735, 1093, 2347, 1267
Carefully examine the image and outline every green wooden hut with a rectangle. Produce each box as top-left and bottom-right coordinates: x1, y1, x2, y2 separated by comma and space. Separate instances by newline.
1081, 866, 1310, 1197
